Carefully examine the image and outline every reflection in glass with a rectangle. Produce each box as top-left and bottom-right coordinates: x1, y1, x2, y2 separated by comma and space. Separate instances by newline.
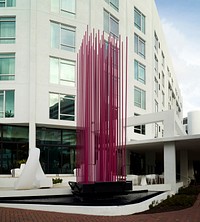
36, 128, 61, 145
49, 93, 75, 121
61, 0, 75, 14
5, 90, 14, 117
49, 93, 59, 119
51, 22, 60, 49
0, 91, 3, 118
61, 26, 75, 51
60, 60, 75, 86
50, 57, 75, 86
0, 17, 15, 44
50, 57, 59, 84
2, 125, 29, 142
37, 128, 76, 174
0, 53, 15, 81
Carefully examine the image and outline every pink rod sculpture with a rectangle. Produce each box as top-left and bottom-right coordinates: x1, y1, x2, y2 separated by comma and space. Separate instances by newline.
76, 29, 128, 184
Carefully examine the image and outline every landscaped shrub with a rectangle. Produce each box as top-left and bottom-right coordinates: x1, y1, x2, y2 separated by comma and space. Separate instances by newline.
147, 185, 200, 213
178, 186, 200, 196
52, 178, 63, 184
158, 194, 196, 208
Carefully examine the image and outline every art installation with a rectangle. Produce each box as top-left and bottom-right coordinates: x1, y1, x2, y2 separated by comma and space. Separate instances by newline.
70, 29, 130, 196
14, 148, 52, 190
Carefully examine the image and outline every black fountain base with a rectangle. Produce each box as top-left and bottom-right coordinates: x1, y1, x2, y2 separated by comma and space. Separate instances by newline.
68, 181, 132, 200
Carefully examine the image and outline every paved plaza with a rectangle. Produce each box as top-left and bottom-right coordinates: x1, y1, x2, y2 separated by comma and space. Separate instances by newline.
0, 193, 200, 222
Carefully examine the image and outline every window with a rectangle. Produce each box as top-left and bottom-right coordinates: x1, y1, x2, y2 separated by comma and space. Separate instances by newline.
134, 87, 146, 109
51, 22, 76, 52
167, 67, 171, 77
162, 71, 165, 87
0, 53, 15, 80
0, 90, 14, 118
134, 7, 145, 33
154, 78, 158, 95
36, 128, 76, 174
49, 93, 75, 121
134, 113, 145, 135
161, 51, 165, 67
162, 91, 165, 106
154, 31, 159, 51
134, 34, 145, 58
0, 17, 16, 44
155, 100, 158, 112
134, 60, 145, 84
0, 0, 15, 7
154, 55, 158, 73
105, 0, 119, 11
134, 125, 145, 135
155, 123, 158, 138
50, 57, 75, 86
51, 0, 76, 15
0, 125, 28, 174
104, 10, 119, 38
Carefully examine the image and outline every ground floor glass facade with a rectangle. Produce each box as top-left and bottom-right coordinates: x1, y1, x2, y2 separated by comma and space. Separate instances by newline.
0, 125, 29, 174
0, 124, 76, 175
36, 127, 76, 174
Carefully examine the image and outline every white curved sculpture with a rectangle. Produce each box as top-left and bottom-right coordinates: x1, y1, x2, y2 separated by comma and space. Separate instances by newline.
188, 110, 200, 135
14, 147, 53, 190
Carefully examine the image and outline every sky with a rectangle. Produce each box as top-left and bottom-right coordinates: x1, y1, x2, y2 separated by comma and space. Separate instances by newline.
155, 0, 200, 117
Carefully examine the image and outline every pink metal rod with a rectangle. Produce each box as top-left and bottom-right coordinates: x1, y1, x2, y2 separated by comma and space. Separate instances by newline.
76, 29, 128, 184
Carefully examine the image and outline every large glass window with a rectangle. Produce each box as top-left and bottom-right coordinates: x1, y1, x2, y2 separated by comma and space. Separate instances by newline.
51, 22, 76, 52
49, 93, 75, 121
134, 34, 145, 58
51, 0, 76, 15
134, 87, 146, 109
0, 53, 15, 81
0, 0, 16, 7
104, 10, 119, 38
134, 7, 145, 33
0, 17, 15, 44
134, 60, 145, 84
0, 125, 29, 174
50, 57, 75, 86
0, 90, 14, 118
36, 127, 76, 174
2, 125, 29, 142
105, 0, 119, 11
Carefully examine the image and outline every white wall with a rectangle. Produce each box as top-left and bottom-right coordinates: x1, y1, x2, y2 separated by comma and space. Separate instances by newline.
0, 0, 183, 141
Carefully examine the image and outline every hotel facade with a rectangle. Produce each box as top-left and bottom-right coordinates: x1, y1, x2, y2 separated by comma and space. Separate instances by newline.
0, 0, 184, 182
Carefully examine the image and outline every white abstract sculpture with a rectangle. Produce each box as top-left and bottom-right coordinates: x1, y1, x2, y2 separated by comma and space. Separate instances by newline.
14, 147, 53, 190
11, 163, 25, 177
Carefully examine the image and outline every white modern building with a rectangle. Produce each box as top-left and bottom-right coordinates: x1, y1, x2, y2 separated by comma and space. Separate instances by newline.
1, 0, 199, 193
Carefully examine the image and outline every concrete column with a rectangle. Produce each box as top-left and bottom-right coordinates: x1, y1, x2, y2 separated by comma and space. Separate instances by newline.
28, 1, 37, 152
164, 142, 176, 192
29, 122, 36, 151
180, 149, 188, 186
